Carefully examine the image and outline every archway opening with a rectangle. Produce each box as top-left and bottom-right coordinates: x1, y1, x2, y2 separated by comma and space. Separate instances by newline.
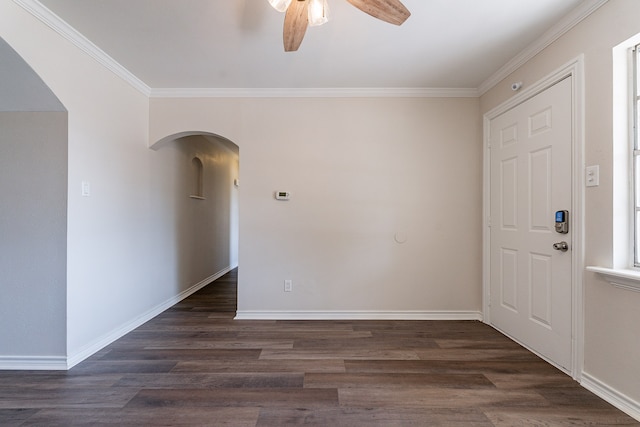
151, 131, 239, 311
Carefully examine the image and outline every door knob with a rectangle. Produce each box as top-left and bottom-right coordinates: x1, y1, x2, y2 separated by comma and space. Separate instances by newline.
553, 241, 569, 252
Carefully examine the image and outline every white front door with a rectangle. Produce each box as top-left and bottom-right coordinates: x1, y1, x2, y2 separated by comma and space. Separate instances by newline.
489, 76, 573, 371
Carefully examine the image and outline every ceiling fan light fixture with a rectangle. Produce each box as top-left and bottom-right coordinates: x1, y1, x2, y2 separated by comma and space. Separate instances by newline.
308, 0, 329, 26
268, 0, 292, 13
280, 0, 409, 51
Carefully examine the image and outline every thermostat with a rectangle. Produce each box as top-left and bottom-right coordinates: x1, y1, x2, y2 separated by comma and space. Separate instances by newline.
275, 191, 290, 200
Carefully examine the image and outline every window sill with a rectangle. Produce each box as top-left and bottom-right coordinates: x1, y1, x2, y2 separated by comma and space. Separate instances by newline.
586, 266, 640, 293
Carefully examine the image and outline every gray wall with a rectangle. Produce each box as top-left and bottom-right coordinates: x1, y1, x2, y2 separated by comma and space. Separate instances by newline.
0, 36, 67, 359
0, 111, 68, 357
0, 37, 65, 112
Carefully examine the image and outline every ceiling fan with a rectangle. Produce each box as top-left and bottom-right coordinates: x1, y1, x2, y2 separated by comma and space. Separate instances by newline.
268, 0, 411, 52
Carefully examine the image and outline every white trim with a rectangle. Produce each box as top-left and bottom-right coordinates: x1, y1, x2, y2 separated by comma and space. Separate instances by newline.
582, 372, 640, 422
149, 87, 479, 99
14, 0, 604, 99
482, 56, 585, 380
612, 34, 640, 270
13, 0, 151, 96
14, 0, 477, 99
477, 0, 608, 95
572, 56, 587, 380
482, 114, 493, 325
586, 266, 640, 293
0, 356, 67, 371
234, 310, 483, 321
66, 266, 232, 369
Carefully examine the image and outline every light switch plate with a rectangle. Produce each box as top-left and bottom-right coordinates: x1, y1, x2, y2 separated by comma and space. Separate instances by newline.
585, 165, 599, 187
81, 181, 91, 196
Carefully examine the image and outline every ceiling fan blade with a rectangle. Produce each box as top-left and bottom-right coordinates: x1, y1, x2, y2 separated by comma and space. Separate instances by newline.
283, 0, 309, 52
346, 0, 410, 25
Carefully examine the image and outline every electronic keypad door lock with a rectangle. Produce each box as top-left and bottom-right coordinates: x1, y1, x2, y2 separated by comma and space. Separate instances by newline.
555, 210, 569, 234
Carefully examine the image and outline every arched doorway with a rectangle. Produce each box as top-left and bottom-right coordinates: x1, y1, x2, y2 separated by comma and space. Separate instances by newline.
150, 131, 239, 309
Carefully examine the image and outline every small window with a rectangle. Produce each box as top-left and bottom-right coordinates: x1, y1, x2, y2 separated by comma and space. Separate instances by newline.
190, 156, 204, 199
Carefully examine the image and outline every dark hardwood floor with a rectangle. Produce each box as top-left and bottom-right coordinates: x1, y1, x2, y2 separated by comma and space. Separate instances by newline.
1, 269, 638, 426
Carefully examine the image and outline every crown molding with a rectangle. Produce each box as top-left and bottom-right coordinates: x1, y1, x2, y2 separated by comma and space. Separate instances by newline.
149, 87, 479, 98
10, 0, 478, 99
477, 0, 609, 96
13, 0, 151, 96
15, 0, 607, 100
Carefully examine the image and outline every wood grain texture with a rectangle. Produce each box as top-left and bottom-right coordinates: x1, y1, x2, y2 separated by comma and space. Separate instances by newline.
283, 0, 308, 52
338, 387, 551, 409
1, 269, 637, 426
484, 407, 640, 427
304, 372, 495, 389
346, 0, 410, 25
20, 407, 260, 427
125, 388, 339, 409
114, 372, 304, 389
256, 407, 494, 427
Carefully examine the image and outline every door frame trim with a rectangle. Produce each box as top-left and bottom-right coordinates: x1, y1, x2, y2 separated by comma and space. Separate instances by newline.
482, 56, 585, 379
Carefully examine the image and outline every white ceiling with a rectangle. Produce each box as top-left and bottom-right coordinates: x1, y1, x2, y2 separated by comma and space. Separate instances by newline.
35, 0, 595, 91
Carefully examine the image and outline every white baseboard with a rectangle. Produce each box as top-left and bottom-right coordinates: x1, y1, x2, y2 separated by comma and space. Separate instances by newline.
581, 372, 640, 421
66, 266, 232, 369
0, 356, 67, 371
234, 310, 483, 321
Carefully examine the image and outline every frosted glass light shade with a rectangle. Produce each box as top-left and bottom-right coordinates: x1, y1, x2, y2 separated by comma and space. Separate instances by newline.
308, 0, 329, 26
268, 0, 292, 12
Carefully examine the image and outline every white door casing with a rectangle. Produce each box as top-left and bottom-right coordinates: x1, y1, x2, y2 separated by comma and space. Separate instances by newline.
486, 72, 579, 373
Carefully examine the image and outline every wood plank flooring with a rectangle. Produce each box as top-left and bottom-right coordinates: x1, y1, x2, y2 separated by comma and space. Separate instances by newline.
1, 269, 638, 426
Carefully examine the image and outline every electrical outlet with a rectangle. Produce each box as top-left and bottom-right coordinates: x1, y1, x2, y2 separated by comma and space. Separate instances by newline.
284, 280, 293, 292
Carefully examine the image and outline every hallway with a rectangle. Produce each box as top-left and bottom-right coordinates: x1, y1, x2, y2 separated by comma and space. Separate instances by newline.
0, 270, 636, 426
